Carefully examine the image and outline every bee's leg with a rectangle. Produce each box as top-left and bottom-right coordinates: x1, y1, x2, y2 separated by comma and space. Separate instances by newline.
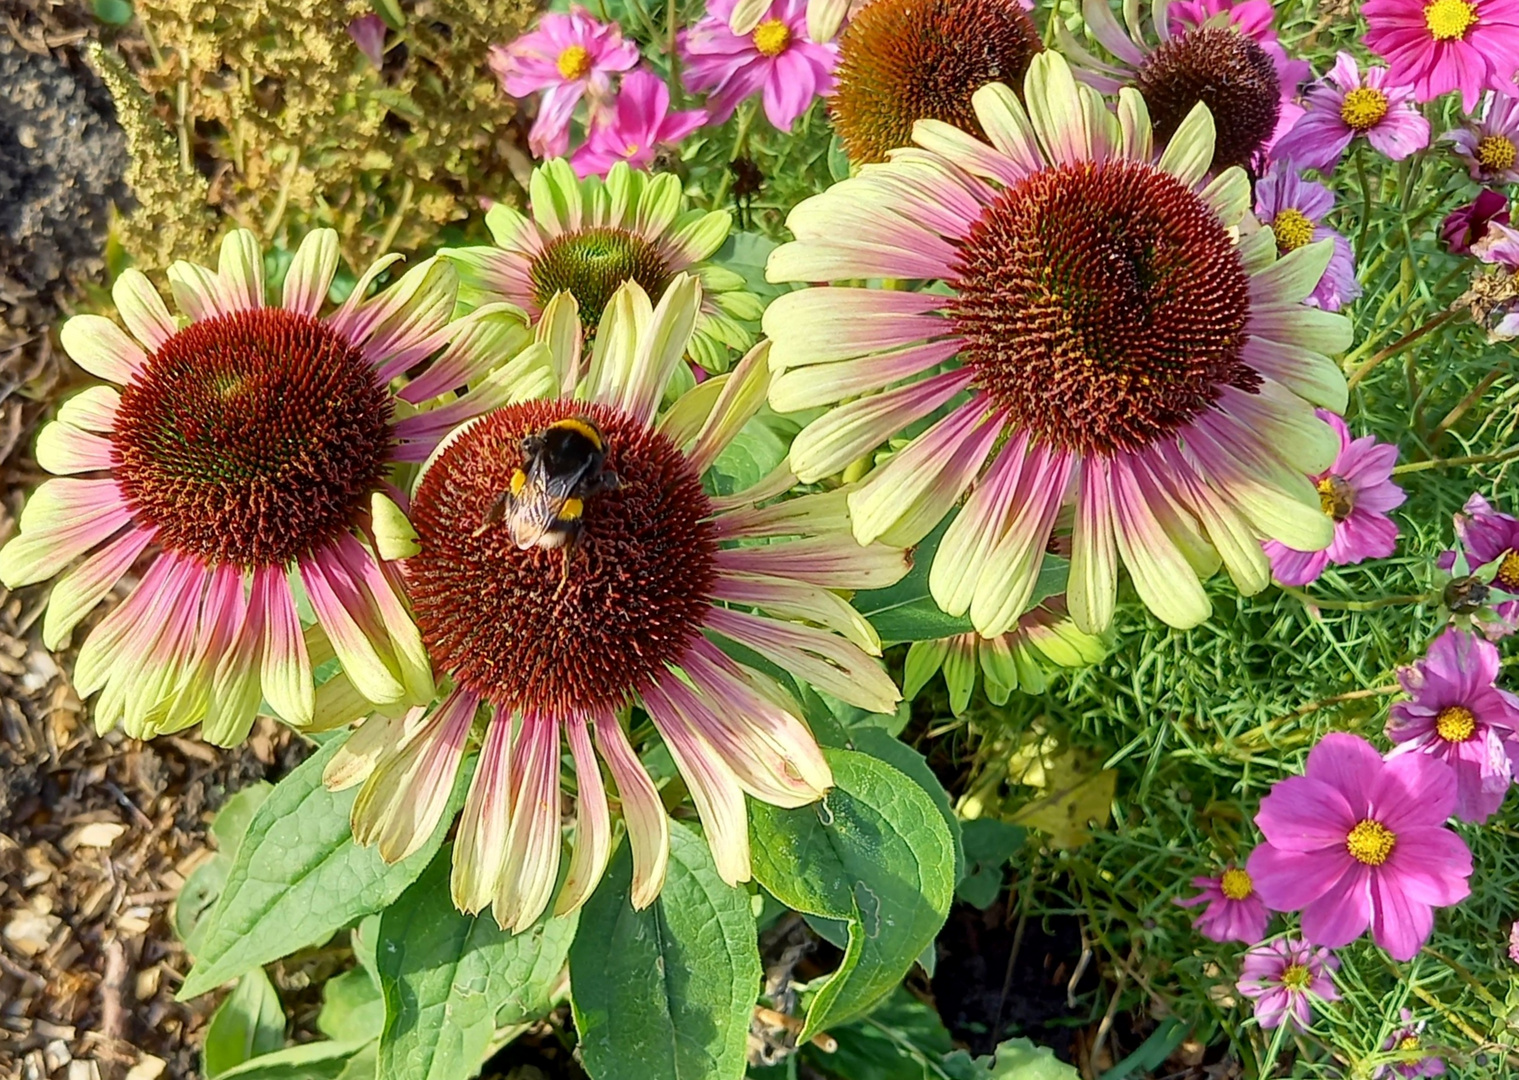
552, 547, 573, 601
472, 490, 510, 538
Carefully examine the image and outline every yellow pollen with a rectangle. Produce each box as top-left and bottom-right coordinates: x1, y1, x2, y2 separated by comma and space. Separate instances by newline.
1316, 474, 1356, 522
1498, 549, 1519, 589
1346, 819, 1396, 866
1424, 0, 1478, 40
1220, 867, 1253, 900
1436, 705, 1477, 742
1280, 963, 1312, 990
1340, 86, 1390, 131
1478, 134, 1518, 172
556, 44, 592, 80
1399, 1036, 1422, 1052
1273, 208, 1316, 254
752, 18, 792, 56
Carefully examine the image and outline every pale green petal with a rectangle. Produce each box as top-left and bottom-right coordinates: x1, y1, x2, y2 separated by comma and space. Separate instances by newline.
1155, 101, 1217, 186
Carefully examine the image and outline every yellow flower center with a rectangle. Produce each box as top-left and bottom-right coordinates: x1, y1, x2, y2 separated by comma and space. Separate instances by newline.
1478, 134, 1518, 172
1399, 1035, 1422, 1052
1220, 867, 1253, 900
1280, 963, 1312, 990
1273, 208, 1316, 254
1497, 549, 1519, 589
1340, 86, 1390, 131
556, 44, 592, 80
1436, 704, 1477, 742
752, 18, 792, 56
1346, 819, 1396, 866
1316, 474, 1356, 522
1424, 0, 1478, 40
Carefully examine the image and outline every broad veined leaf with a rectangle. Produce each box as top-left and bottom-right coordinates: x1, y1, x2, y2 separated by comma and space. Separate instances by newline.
377, 845, 578, 1080
179, 736, 469, 999
202, 968, 286, 1078
570, 822, 761, 1080
750, 749, 955, 1039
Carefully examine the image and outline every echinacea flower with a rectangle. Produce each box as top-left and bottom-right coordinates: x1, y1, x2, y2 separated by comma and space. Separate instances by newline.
766, 52, 1350, 637
1362, 0, 1519, 112
904, 596, 1108, 714
1253, 163, 1361, 311
1248, 733, 1472, 961
443, 159, 760, 374
1271, 53, 1429, 173
330, 278, 907, 931
570, 68, 707, 178
1237, 938, 1340, 1030
489, 7, 640, 158
0, 230, 533, 745
682, 0, 839, 131
1386, 627, 1519, 822
729, 0, 852, 42
1449, 492, 1519, 592
1263, 410, 1403, 585
1175, 863, 1272, 943
829, 0, 1043, 164
1375, 1011, 1446, 1078
1062, 0, 1287, 170
1446, 92, 1519, 183
1441, 189, 1511, 254
1167, 0, 1311, 89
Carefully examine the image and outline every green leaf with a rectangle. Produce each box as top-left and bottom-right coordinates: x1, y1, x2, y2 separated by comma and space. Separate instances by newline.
203, 969, 286, 1078
179, 736, 465, 999
92, 0, 134, 24
376, 845, 578, 1080
710, 410, 798, 497
749, 749, 955, 1038
570, 822, 760, 1080
978, 1038, 1080, 1080
318, 968, 385, 1044
802, 988, 955, 1080
852, 519, 1069, 643
955, 820, 1026, 910
214, 1040, 374, 1080
176, 784, 273, 950
712, 231, 787, 301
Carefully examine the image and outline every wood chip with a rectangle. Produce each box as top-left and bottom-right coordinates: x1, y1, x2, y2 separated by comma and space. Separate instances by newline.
4, 909, 61, 957
125, 1055, 167, 1080
64, 821, 128, 851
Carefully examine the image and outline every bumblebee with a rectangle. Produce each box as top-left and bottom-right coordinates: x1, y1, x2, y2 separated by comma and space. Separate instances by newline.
476, 417, 619, 550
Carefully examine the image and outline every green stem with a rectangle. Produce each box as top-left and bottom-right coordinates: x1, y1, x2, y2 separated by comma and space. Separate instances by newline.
1392, 443, 1519, 475
1281, 587, 1434, 611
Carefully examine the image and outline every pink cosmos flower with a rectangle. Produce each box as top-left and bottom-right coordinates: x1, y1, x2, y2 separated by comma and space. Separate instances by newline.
570, 68, 706, 178
489, 7, 640, 158
1248, 733, 1472, 961
1446, 92, 1519, 184
1361, 0, 1519, 112
1375, 1011, 1446, 1078
682, 0, 839, 131
1475, 220, 1519, 271
1175, 863, 1271, 942
1253, 164, 1361, 311
1510, 920, 1519, 963
1263, 411, 1404, 586
1386, 627, 1519, 823
1272, 53, 1430, 173
1449, 492, 1519, 592
1236, 938, 1340, 1031
1441, 189, 1511, 254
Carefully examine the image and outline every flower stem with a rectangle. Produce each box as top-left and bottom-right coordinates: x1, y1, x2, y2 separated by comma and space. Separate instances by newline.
1280, 587, 1433, 611
1346, 311, 1456, 390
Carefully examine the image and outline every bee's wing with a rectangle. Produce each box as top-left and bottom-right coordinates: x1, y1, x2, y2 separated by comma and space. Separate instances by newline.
506, 468, 580, 549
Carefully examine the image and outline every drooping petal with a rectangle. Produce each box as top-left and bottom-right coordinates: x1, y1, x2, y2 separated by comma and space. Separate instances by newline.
593, 713, 670, 909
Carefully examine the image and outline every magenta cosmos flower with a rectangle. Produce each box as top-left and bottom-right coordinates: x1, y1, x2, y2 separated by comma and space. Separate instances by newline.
1441, 188, 1511, 254
1450, 492, 1519, 592
1362, 0, 1519, 112
570, 68, 706, 178
1175, 862, 1271, 942
489, 6, 639, 158
329, 278, 906, 931
1253, 163, 1361, 311
1237, 938, 1340, 1030
682, 0, 839, 131
1263, 410, 1404, 585
0, 230, 534, 745
1272, 53, 1429, 173
1376, 1011, 1446, 1078
1386, 627, 1519, 823
766, 53, 1351, 638
1446, 92, 1519, 184
729, 0, 853, 41
1248, 733, 1472, 961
